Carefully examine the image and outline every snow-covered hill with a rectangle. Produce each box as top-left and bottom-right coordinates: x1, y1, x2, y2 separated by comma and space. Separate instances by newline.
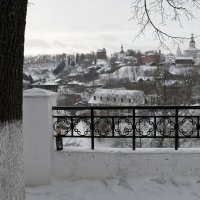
23, 62, 58, 81
100, 65, 157, 83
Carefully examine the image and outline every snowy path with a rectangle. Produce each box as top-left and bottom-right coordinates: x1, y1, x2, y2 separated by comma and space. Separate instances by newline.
26, 177, 200, 200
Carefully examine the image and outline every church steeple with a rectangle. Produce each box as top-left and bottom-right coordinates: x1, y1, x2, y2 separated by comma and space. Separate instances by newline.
189, 33, 195, 48
120, 45, 124, 53
176, 45, 181, 56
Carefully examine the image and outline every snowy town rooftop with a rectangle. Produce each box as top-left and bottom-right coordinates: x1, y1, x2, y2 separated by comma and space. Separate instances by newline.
31, 79, 59, 86
175, 56, 193, 60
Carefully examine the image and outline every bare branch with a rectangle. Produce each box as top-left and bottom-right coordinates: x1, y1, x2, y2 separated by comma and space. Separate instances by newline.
131, 0, 200, 47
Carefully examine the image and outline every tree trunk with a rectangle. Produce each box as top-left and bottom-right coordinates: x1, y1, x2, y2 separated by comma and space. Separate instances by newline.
0, 0, 28, 199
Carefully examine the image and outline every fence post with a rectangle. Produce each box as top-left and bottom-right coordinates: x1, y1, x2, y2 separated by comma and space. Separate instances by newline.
91, 108, 94, 149
23, 88, 57, 186
175, 108, 179, 150
132, 109, 136, 150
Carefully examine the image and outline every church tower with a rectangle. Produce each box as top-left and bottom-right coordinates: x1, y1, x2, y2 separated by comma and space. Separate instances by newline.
184, 33, 200, 62
118, 45, 126, 62
189, 33, 195, 48
120, 45, 124, 53
176, 45, 181, 56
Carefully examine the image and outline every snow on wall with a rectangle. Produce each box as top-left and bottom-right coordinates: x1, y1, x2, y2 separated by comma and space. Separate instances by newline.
52, 148, 200, 180
0, 122, 25, 199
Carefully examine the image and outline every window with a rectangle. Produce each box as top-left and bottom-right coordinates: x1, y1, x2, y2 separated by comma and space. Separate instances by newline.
107, 97, 109, 101
113, 98, 116, 102
94, 96, 96, 100
121, 98, 123, 103
129, 99, 131, 103
100, 97, 102, 101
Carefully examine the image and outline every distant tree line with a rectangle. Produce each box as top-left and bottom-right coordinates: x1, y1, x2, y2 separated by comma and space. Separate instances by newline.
24, 52, 97, 67
24, 53, 67, 64
126, 49, 143, 58
24, 49, 144, 68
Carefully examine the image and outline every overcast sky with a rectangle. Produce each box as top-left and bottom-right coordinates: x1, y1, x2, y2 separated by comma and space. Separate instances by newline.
25, 0, 200, 55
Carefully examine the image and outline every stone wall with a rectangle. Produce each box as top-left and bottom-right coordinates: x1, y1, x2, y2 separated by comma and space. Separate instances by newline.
52, 148, 200, 180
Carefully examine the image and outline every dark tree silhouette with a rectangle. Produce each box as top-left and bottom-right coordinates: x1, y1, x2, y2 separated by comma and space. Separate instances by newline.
53, 61, 66, 75
0, 0, 28, 199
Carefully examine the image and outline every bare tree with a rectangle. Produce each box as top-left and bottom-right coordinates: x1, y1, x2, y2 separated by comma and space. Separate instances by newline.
131, 0, 200, 47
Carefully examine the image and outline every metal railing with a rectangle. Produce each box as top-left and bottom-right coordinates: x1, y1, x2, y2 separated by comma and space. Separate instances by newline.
52, 106, 200, 150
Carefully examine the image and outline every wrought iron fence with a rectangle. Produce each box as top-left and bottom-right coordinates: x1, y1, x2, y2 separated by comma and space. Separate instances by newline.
52, 106, 200, 150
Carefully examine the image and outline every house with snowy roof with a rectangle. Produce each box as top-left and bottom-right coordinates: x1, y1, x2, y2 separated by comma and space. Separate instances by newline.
88, 88, 145, 106
175, 56, 194, 66
31, 78, 59, 92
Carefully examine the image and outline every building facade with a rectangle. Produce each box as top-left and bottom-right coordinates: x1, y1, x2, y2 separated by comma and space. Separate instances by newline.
96, 48, 107, 60
175, 56, 194, 66
88, 88, 145, 106
141, 50, 161, 65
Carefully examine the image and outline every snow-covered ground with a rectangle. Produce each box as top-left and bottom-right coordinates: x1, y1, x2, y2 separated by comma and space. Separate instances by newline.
169, 65, 193, 75
26, 176, 200, 200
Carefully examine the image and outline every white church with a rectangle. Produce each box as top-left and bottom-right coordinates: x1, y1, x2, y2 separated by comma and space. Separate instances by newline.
179, 33, 200, 65
165, 34, 200, 65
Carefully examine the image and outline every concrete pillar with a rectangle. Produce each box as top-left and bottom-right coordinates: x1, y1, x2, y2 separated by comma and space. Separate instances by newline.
23, 88, 57, 186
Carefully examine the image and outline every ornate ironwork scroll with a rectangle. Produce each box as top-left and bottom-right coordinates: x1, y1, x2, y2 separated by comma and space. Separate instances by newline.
136, 117, 154, 136
156, 117, 175, 136
94, 118, 112, 136
73, 118, 91, 136
115, 117, 133, 136
179, 117, 197, 137
53, 118, 71, 136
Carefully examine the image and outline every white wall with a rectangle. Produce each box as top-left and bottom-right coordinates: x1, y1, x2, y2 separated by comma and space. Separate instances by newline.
52, 148, 200, 179
23, 88, 57, 186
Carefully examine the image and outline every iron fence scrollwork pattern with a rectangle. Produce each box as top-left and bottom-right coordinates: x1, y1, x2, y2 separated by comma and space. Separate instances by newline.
52, 106, 200, 150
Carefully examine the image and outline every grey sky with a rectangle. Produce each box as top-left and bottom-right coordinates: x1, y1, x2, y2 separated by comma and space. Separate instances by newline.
25, 0, 200, 55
